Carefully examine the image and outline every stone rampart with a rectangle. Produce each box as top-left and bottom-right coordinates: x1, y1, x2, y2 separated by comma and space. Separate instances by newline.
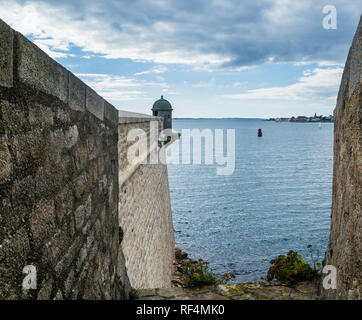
0, 19, 127, 299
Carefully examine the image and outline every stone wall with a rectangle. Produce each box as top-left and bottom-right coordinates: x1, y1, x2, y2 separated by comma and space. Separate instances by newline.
320, 16, 361, 300
0, 19, 129, 299
118, 114, 175, 289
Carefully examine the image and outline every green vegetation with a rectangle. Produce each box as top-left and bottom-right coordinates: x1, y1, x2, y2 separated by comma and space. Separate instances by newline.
129, 289, 139, 300
267, 247, 320, 285
307, 244, 322, 274
182, 259, 235, 287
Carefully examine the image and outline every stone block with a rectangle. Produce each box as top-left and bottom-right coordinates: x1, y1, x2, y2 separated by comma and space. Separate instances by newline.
16, 32, 68, 104
86, 86, 104, 121
74, 204, 86, 231
29, 103, 54, 128
157, 287, 185, 298
11, 175, 35, 205
54, 237, 82, 277
37, 278, 54, 300
1, 100, 28, 133
0, 19, 13, 87
104, 101, 118, 124
54, 290, 63, 300
69, 72, 86, 112
64, 125, 79, 149
42, 231, 70, 268
0, 135, 12, 184
29, 199, 56, 248
0, 227, 30, 267
64, 269, 75, 295
76, 245, 88, 272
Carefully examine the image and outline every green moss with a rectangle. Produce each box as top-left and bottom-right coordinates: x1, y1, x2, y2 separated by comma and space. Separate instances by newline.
226, 287, 240, 295
129, 289, 139, 300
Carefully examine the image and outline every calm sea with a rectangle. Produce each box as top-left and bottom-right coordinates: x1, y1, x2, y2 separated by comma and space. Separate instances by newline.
167, 119, 333, 283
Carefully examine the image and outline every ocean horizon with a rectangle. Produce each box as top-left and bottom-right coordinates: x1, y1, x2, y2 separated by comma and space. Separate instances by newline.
174, 117, 267, 120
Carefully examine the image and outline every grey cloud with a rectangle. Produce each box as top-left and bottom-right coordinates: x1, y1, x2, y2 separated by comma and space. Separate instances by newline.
4, 0, 362, 68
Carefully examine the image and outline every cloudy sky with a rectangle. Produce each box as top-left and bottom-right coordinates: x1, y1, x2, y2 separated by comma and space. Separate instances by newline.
0, 0, 361, 117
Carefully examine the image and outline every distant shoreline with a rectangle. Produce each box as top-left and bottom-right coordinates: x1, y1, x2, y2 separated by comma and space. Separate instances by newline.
265, 119, 334, 123
265, 115, 334, 123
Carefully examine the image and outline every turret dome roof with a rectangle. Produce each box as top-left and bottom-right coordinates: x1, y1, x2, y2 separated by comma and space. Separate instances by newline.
152, 96, 173, 111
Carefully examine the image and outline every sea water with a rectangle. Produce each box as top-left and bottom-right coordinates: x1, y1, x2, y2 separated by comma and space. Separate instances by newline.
167, 119, 333, 282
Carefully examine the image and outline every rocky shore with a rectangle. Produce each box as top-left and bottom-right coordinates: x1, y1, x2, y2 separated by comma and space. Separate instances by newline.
136, 246, 319, 300
171, 246, 190, 288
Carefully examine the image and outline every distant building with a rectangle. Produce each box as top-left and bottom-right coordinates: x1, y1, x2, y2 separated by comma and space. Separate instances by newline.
296, 116, 308, 122
151, 95, 173, 130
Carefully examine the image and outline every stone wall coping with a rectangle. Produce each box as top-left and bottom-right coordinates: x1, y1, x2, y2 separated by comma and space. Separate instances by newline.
118, 110, 162, 124
0, 19, 13, 88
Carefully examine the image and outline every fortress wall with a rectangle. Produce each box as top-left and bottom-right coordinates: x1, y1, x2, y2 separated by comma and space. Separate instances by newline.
320, 17, 361, 300
0, 19, 129, 299
118, 117, 175, 289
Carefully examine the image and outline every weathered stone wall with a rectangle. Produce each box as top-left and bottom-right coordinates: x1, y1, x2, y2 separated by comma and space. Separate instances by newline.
320, 17, 361, 300
118, 116, 175, 289
0, 19, 129, 299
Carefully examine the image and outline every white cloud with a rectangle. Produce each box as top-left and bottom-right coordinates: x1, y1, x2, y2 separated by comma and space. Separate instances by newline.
76, 73, 170, 102
223, 67, 343, 101
134, 65, 168, 76
76, 73, 142, 101
32, 38, 70, 58
232, 82, 247, 88
76, 73, 141, 87
294, 61, 344, 67
191, 78, 216, 88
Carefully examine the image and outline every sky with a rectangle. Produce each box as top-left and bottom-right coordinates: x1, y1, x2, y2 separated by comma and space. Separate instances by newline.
0, 0, 361, 118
